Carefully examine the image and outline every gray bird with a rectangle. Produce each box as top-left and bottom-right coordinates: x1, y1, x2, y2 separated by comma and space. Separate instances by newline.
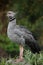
7, 11, 40, 62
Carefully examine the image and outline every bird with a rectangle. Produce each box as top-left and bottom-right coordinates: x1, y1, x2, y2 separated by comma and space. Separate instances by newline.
7, 11, 41, 62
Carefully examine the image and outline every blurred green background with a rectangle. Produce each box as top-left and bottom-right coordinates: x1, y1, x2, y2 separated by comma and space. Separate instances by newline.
0, 0, 43, 58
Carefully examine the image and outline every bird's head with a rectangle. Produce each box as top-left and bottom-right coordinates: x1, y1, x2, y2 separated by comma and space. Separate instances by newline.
7, 11, 16, 18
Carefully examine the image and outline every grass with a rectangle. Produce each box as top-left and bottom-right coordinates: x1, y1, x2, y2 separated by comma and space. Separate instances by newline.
24, 50, 43, 65
0, 50, 43, 65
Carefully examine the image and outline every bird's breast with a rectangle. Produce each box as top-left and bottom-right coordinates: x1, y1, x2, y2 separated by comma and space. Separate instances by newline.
7, 22, 15, 36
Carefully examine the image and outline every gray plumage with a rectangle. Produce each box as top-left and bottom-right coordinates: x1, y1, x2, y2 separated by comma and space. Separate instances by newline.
7, 11, 41, 53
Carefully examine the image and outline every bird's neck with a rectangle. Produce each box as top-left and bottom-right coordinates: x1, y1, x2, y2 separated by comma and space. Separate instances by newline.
9, 18, 16, 25
9, 17, 15, 22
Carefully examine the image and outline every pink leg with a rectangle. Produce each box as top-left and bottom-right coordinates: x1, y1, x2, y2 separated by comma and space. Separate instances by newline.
15, 45, 24, 62
19, 45, 24, 59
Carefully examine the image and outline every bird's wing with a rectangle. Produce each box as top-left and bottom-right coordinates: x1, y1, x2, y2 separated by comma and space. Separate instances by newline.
19, 25, 36, 42
14, 25, 41, 53
13, 25, 36, 42
13, 28, 25, 37
16, 25, 32, 34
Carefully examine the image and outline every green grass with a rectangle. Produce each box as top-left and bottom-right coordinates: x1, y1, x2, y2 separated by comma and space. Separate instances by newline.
0, 50, 43, 65
24, 50, 43, 65
0, 34, 19, 52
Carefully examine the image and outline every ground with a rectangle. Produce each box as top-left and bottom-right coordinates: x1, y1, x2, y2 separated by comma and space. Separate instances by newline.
5, 58, 31, 65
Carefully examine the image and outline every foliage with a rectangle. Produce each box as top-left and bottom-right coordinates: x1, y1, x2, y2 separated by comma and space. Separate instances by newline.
0, 34, 19, 57
0, 50, 43, 65
24, 50, 43, 65
13, 0, 43, 21
0, 0, 12, 11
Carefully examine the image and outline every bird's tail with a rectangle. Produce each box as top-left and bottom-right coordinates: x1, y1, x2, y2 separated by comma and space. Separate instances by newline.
25, 39, 41, 53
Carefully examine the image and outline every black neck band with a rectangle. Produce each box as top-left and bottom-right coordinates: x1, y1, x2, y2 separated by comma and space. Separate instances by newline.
10, 18, 15, 22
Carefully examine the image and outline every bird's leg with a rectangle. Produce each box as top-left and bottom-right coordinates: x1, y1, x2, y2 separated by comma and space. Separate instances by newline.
19, 45, 24, 60
15, 45, 24, 62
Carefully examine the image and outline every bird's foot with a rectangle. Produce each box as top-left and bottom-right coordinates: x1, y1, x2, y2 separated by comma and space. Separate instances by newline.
15, 57, 24, 63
